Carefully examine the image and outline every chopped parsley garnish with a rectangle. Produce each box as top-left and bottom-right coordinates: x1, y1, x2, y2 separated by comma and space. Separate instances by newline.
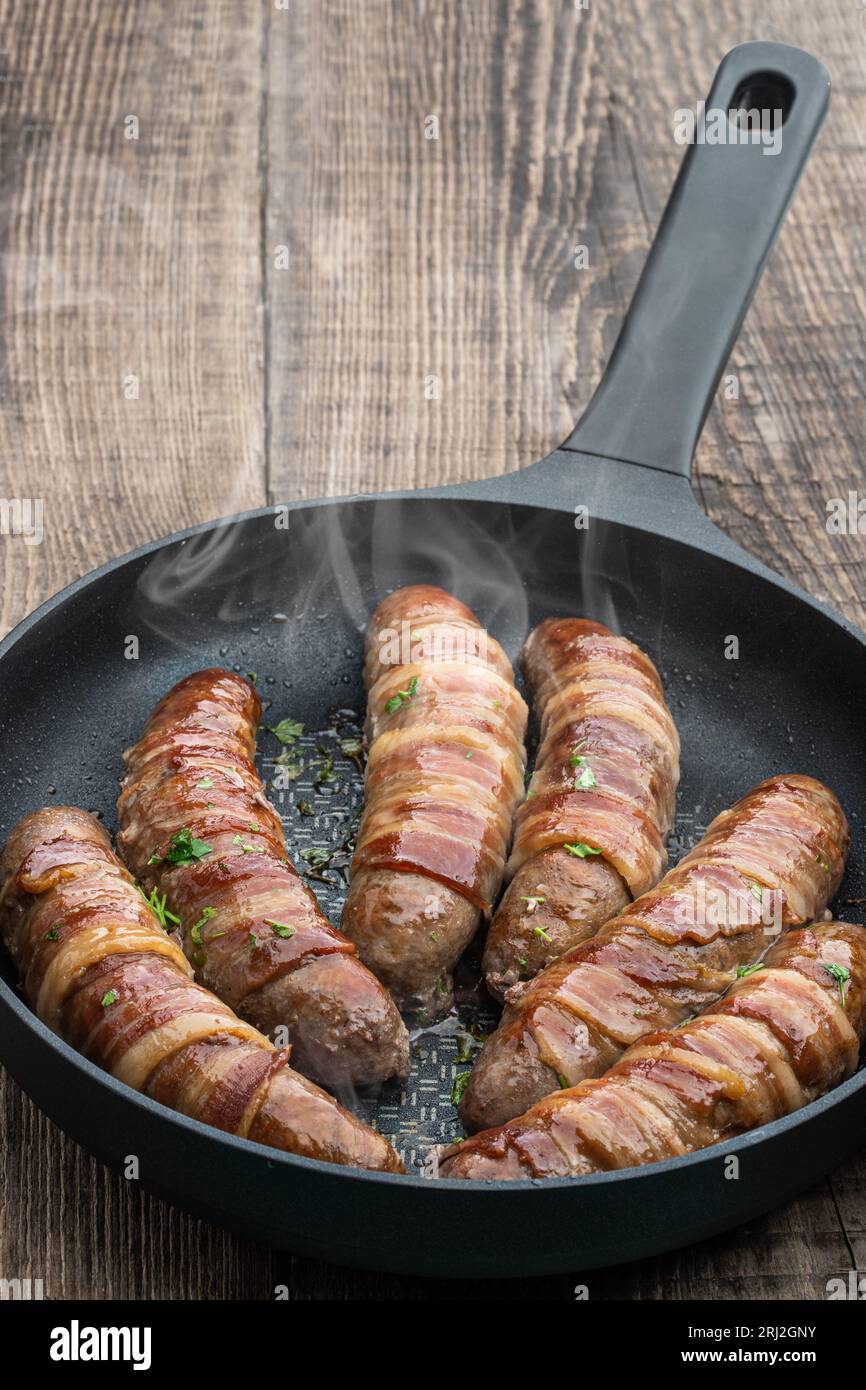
268, 718, 304, 745
339, 737, 365, 774
434, 976, 447, 996
164, 828, 213, 864
451, 1071, 471, 1106
558, 1074, 569, 1089
822, 961, 851, 1009
748, 882, 764, 902
736, 961, 764, 979
274, 750, 304, 780
385, 676, 419, 715
301, 846, 333, 871
297, 800, 313, 816
137, 884, 181, 931
570, 746, 598, 790
190, 906, 216, 945
44, 925, 60, 942
101, 990, 118, 1008
519, 894, 545, 909
312, 750, 335, 787
246, 671, 257, 685
265, 919, 296, 939
233, 833, 256, 853
533, 925, 553, 944
196, 776, 214, 790
564, 842, 602, 858
248, 932, 259, 951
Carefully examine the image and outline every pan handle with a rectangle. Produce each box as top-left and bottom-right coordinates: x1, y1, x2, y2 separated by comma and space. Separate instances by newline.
563, 41, 829, 478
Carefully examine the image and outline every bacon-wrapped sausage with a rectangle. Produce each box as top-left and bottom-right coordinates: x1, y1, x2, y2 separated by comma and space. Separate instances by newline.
0, 808, 403, 1172
117, 670, 409, 1093
483, 618, 679, 999
341, 586, 528, 1018
460, 775, 849, 1132
443, 919, 866, 1179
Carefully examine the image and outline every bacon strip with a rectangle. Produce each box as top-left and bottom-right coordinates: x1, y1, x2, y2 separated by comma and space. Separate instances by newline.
0, 807, 403, 1172
442, 920, 865, 1179
460, 775, 849, 1132
342, 585, 528, 1017
483, 618, 680, 997
117, 669, 409, 1091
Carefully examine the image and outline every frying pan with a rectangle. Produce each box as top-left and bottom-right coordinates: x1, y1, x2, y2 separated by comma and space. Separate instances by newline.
1, 41, 861, 1281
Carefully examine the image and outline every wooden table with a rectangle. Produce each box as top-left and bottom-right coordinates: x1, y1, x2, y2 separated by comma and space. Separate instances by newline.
2, 0, 865, 1300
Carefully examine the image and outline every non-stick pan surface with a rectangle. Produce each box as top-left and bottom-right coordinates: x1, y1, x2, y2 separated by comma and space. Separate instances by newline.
2, 42, 862, 1278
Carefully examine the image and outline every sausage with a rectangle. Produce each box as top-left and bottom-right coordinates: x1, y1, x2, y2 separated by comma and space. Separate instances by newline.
0, 807, 403, 1173
483, 619, 679, 999
117, 669, 409, 1093
459, 774, 849, 1132
341, 585, 528, 1018
442, 919, 866, 1179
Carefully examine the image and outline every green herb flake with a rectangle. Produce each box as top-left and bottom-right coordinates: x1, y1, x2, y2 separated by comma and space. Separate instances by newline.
564, 842, 602, 859
558, 1074, 569, 1090
44, 925, 61, 942
519, 894, 545, 909
451, 1071, 471, 1106
574, 763, 598, 790
533, 925, 553, 944
268, 718, 305, 745
737, 961, 765, 979
233, 834, 256, 853
137, 884, 181, 932
196, 776, 214, 790
101, 990, 118, 1008
165, 828, 213, 864
248, 932, 259, 951
265, 919, 296, 939
385, 676, 420, 715
822, 961, 851, 1009
190, 906, 217, 945
297, 800, 314, 816
749, 881, 764, 902
312, 752, 335, 787
301, 846, 333, 871
274, 750, 304, 780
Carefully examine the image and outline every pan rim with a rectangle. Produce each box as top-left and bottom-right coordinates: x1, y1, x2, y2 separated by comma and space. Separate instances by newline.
2, 484, 865, 669
1, 492, 866, 1197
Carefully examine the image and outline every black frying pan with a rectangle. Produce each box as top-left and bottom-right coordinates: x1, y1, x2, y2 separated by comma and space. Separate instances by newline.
1, 42, 861, 1280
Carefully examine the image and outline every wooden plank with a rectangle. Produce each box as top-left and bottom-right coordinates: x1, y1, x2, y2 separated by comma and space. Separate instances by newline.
0, 0, 267, 641
0, 0, 270, 1299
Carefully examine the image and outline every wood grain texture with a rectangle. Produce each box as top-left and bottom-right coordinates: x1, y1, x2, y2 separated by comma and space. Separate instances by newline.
2, 0, 866, 1300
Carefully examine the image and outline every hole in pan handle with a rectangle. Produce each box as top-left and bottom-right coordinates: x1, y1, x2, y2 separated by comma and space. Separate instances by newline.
563, 41, 829, 479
